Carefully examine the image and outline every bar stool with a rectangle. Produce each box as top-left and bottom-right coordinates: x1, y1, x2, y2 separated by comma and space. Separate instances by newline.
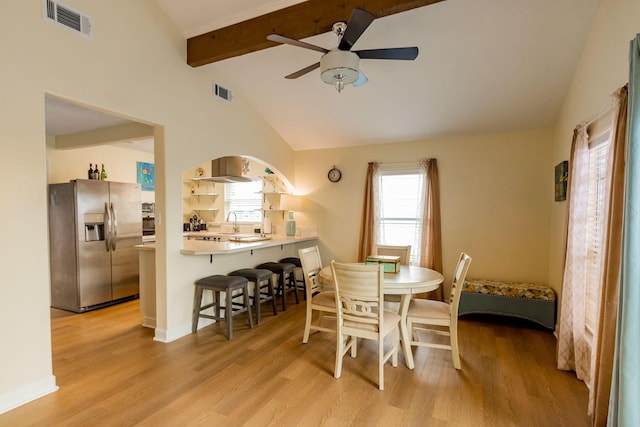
279, 257, 306, 299
228, 268, 278, 324
256, 262, 299, 311
192, 275, 253, 340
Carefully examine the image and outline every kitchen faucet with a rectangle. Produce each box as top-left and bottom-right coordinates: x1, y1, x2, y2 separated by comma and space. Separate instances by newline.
226, 211, 239, 233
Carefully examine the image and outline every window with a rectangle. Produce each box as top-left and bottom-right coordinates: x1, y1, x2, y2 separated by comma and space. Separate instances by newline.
224, 180, 262, 223
584, 131, 611, 336
376, 168, 425, 265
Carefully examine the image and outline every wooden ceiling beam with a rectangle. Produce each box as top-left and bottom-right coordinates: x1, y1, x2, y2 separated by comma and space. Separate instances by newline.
187, 0, 445, 67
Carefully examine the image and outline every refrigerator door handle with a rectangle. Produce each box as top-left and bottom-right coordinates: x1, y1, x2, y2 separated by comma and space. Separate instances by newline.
110, 202, 118, 251
105, 202, 112, 252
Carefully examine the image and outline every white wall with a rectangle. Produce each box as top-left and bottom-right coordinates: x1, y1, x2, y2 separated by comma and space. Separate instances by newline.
547, 0, 640, 295
3, 0, 639, 415
46, 139, 156, 203
0, 1, 295, 413
295, 129, 553, 297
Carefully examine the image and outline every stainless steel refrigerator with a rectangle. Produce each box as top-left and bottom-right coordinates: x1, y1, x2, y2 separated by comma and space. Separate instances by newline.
48, 179, 142, 312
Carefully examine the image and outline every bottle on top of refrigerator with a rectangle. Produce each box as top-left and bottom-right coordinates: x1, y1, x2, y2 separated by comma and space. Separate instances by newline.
93, 163, 99, 179
100, 164, 107, 180
88, 164, 94, 180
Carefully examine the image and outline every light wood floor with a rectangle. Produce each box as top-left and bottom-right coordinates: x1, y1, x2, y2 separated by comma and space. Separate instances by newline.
1, 298, 590, 426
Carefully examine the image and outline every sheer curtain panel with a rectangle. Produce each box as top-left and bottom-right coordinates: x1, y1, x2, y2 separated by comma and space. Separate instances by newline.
557, 123, 591, 380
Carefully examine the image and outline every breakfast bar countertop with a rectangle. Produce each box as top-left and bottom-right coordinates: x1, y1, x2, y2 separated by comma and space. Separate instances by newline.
181, 234, 317, 255
136, 234, 317, 255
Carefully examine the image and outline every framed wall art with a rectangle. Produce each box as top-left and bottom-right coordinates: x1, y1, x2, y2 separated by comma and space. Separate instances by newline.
137, 161, 155, 191
555, 160, 568, 201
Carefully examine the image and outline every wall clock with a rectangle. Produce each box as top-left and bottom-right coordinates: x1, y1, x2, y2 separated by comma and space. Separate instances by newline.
328, 166, 342, 183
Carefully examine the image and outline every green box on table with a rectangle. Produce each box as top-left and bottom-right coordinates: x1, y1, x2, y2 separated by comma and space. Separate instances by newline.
366, 255, 401, 273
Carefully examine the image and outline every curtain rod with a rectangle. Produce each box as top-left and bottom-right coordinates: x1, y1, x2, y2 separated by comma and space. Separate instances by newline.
586, 104, 613, 126
378, 158, 433, 166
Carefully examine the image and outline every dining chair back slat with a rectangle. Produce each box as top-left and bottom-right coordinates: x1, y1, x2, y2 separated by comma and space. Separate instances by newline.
299, 246, 336, 343
331, 261, 400, 390
406, 252, 472, 369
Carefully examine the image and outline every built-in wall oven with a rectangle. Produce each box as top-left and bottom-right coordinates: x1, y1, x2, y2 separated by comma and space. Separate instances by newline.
142, 203, 155, 236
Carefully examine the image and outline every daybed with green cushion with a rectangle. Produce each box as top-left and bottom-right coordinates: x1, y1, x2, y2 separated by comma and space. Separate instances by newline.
458, 279, 556, 330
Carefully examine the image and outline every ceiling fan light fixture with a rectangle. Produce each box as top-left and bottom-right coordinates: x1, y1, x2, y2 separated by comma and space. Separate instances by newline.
320, 50, 359, 92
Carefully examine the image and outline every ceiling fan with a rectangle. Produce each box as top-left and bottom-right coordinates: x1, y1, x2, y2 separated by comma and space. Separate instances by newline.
266, 8, 419, 92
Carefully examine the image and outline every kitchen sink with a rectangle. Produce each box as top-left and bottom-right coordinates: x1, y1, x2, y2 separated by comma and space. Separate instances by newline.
228, 234, 271, 243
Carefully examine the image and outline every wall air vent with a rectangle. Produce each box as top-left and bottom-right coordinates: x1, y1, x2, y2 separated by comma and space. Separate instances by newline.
43, 0, 93, 39
213, 82, 232, 103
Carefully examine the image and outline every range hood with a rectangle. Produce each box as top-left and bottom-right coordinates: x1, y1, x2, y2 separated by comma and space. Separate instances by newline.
202, 157, 255, 183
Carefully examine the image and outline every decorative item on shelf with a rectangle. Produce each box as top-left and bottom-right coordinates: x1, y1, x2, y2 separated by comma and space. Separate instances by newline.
280, 194, 303, 236
241, 158, 250, 174
285, 211, 296, 236
194, 167, 204, 177
264, 167, 274, 175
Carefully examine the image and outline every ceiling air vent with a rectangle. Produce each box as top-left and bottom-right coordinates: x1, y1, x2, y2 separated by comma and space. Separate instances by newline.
213, 82, 232, 103
43, 0, 93, 39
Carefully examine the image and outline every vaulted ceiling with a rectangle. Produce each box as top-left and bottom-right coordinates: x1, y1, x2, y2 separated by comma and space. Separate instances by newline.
46, 0, 603, 153
157, 0, 602, 150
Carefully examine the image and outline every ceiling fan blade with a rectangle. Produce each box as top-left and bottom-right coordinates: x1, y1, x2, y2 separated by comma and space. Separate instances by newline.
355, 47, 419, 60
267, 34, 329, 54
353, 71, 368, 87
338, 8, 375, 51
285, 62, 321, 79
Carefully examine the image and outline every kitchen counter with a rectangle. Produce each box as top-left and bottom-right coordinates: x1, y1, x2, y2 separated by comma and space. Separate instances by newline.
134, 233, 317, 330
134, 234, 316, 255
181, 234, 316, 255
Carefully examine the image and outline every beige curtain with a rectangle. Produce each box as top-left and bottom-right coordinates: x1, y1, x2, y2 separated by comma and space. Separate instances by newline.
557, 122, 590, 378
359, 160, 442, 301
419, 159, 443, 301
358, 162, 378, 262
557, 86, 627, 422
591, 85, 627, 426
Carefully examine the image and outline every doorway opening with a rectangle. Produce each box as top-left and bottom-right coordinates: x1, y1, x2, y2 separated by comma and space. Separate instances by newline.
44, 94, 159, 372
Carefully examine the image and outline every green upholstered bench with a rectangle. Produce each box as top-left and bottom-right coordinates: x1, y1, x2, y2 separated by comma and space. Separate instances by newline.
458, 279, 556, 330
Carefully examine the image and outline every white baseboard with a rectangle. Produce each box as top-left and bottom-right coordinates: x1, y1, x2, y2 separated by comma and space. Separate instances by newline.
153, 318, 214, 343
0, 375, 58, 415
142, 316, 156, 329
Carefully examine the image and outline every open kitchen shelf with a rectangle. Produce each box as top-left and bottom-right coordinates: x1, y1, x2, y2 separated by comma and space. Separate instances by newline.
185, 178, 220, 188
187, 193, 218, 201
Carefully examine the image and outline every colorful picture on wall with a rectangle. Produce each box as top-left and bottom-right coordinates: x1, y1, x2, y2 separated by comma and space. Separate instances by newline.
555, 160, 568, 201
137, 161, 155, 191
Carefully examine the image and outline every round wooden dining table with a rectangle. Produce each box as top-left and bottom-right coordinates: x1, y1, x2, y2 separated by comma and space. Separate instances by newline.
320, 264, 444, 369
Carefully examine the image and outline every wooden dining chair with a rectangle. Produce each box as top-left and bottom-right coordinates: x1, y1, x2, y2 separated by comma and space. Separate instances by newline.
298, 246, 336, 343
375, 244, 411, 265
406, 252, 472, 369
331, 261, 400, 390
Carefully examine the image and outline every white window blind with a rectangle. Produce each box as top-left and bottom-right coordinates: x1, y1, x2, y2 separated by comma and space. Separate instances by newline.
377, 168, 425, 265
584, 131, 611, 336
224, 181, 262, 222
